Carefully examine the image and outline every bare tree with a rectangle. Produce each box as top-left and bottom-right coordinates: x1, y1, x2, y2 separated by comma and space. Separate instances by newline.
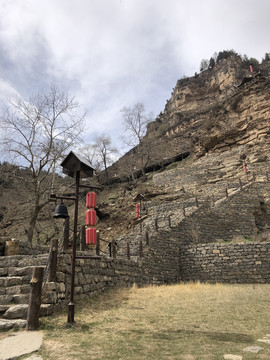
121, 103, 154, 175
93, 134, 118, 182
121, 103, 153, 147
77, 144, 101, 172
1, 85, 85, 243
200, 59, 209, 72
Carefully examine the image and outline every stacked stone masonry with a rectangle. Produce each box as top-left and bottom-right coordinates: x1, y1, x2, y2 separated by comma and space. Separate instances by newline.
0, 179, 269, 319
179, 242, 270, 283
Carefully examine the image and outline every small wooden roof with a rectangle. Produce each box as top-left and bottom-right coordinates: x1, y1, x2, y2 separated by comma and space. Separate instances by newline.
61, 151, 95, 179
133, 193, 146, 202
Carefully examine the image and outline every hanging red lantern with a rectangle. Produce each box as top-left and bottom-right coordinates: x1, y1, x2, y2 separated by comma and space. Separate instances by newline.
86, 209, 96, 226
86, 192, 97, 209
136, 203, 140, 218
86, 227, 96, 245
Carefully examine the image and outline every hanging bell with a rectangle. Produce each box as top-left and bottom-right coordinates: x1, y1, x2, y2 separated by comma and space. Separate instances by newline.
53, 202, 69, 219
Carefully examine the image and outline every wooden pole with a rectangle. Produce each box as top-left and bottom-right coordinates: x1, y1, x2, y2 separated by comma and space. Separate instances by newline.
68, 170, 80, 324
112, 240, 116, 259
127, 242, 130, 260
145, 231, 149, 245
239, 178, 243, 189
48, 239, 58, 282
26, 267, 44, 330
96, 231, 100, 256
63, 217, 70, 251
80, 225, 86, 251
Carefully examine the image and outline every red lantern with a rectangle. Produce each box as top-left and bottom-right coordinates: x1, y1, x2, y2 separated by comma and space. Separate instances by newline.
86, 227, 96, 245
86, 209, 96, 226
136, 203, 140, 218
86, 192, 97, 209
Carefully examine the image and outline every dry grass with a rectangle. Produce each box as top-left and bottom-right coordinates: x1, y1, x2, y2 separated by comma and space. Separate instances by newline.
38, 283, 270, 360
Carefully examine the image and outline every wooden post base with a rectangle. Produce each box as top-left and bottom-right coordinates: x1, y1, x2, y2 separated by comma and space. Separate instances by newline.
67, 302, 75, 323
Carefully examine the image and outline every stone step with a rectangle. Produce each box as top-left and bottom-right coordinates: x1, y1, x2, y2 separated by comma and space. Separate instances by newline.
13, 294, 30, 304
0, 295, 14, 305
0, 293, 30, 305
8, 265, 46, 278
0, 255, 48, 268
3, 304, 28, 319
0, 277, 31, 296
0, 318, 26, 330
0, 276, 23, 286
0, 268, 8, 276
2, 303, 54, 319
0, 305, 9, 315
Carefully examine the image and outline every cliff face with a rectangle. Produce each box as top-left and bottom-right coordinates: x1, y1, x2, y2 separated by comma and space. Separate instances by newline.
106, 56, 270, 180
1, 55, 270, 244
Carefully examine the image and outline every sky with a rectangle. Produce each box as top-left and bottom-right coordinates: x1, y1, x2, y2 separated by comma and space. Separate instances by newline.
0, 0, 270, 157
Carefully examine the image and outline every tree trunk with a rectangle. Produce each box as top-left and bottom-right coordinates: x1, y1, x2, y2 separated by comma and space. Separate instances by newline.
27, 180, 44, 244
26, 266, 44, 330
27, 207, 40, 244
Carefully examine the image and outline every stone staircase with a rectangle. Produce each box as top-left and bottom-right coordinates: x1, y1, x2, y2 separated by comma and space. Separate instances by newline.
114, 134, 270, 260
0, 254, 54, 330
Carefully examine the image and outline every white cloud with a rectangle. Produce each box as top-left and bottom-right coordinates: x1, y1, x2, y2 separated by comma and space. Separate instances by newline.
0, 0, 270, 154
0, 78, 19, 104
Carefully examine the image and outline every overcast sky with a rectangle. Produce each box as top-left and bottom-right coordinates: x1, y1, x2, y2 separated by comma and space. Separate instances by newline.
1, 0, 269, 155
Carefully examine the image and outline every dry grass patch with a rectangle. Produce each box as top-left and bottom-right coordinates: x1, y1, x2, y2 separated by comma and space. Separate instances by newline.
38, 283, 270, 360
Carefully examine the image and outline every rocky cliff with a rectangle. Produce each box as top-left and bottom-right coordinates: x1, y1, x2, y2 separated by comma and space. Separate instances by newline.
106, 55, 270, 181
1, 55, 269, 245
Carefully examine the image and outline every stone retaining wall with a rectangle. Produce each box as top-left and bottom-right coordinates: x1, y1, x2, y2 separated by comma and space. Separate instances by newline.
173, 182, 270, 244
48, 228, 180, 310
19, 240, 49, 255
46, 181, 269, 309
179, 242, 270, 283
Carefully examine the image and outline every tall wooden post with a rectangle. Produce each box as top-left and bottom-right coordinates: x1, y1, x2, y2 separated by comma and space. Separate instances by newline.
26, 267, 44, 330
80, 225, 86, 251
239, 178, 243, 189
145, 231, 149, 245
68, 170, 80, 324
96, 231, 100, 256
112, 240, 116, 259
48, 239, 58, 282
63, 217, 70, 251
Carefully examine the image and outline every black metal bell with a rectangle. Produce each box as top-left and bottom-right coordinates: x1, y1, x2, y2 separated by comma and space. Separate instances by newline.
53, 202, 69, 219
